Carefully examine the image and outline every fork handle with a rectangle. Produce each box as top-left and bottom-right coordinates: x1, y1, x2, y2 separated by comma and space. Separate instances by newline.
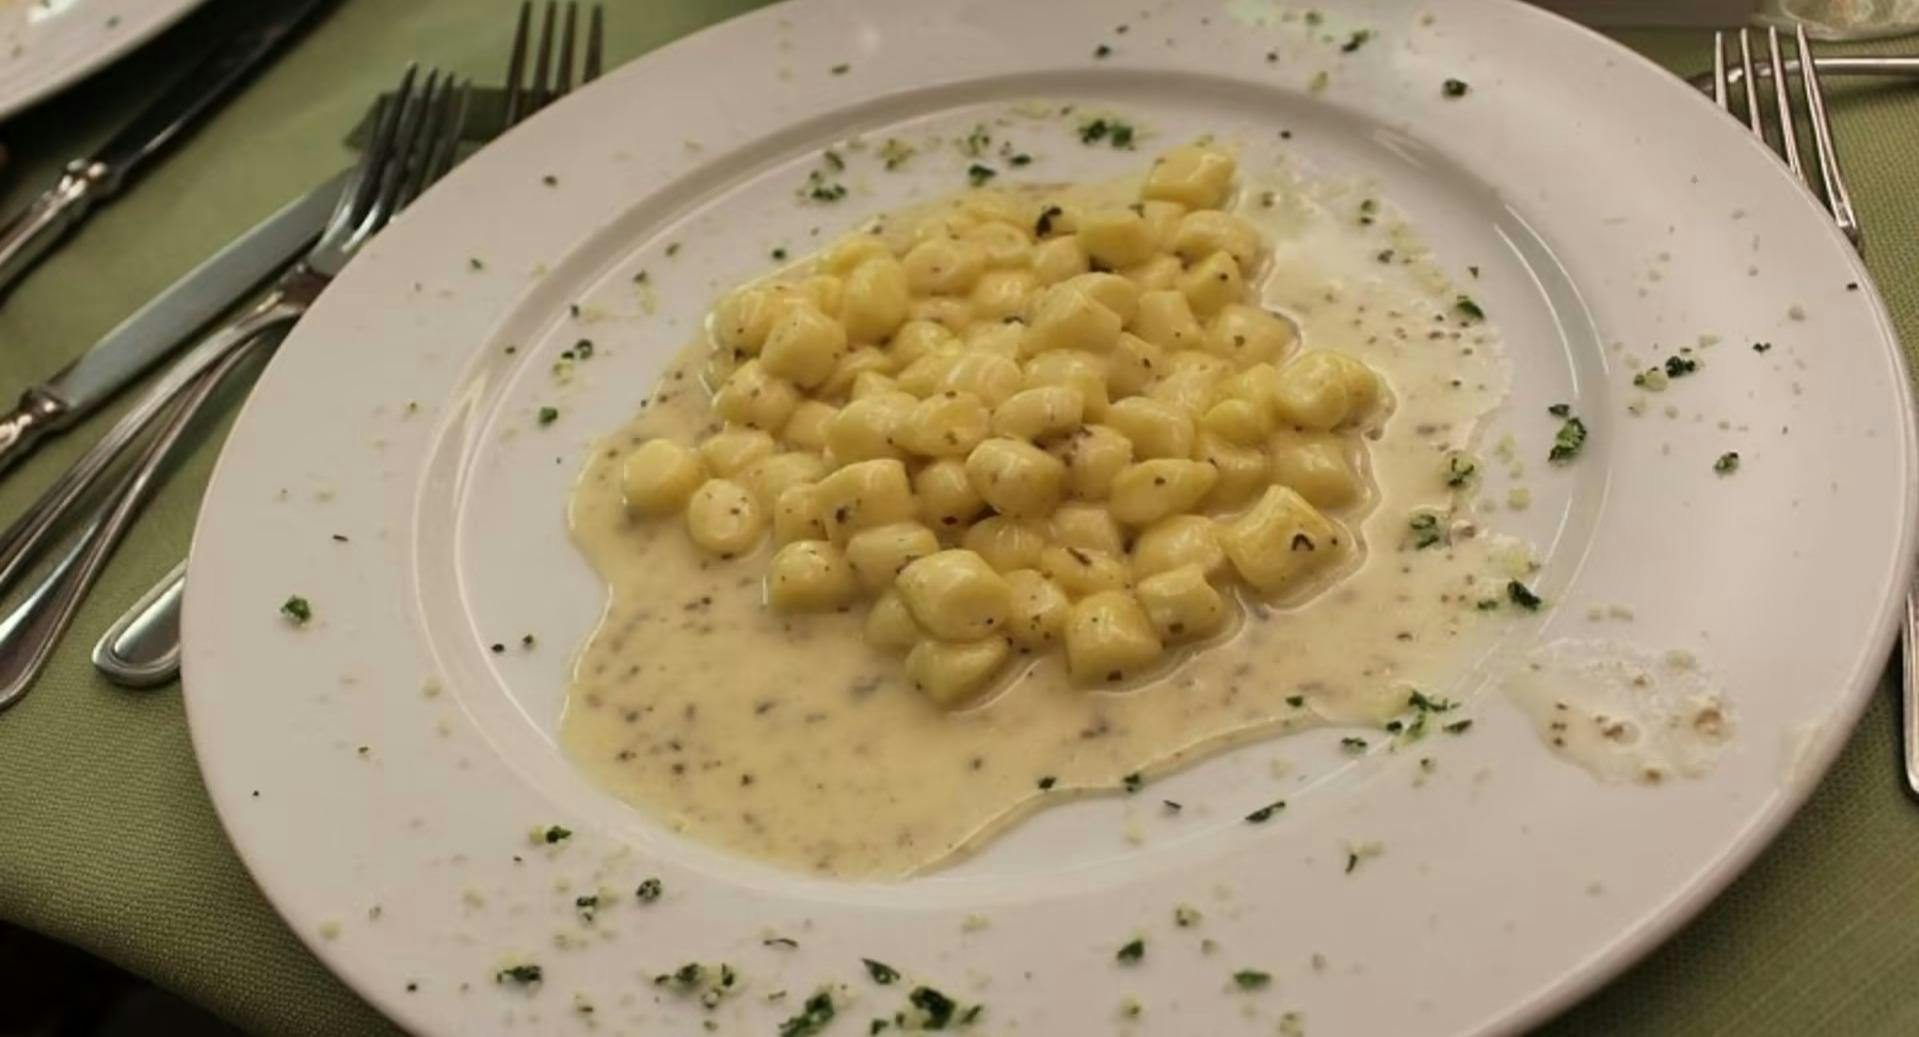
0, 285, 302, 597
0, 339, 262, 711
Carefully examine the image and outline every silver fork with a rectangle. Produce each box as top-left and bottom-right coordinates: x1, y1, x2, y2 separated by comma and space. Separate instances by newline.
1708, 28, 1919, 795
0, 67, 470, 711
88, 3, 607, 691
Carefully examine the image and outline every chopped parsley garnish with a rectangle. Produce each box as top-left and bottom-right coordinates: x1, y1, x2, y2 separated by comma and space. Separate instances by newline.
1340, 736, 1368, 752
1752, 341, 1772, 353
1232, 969, 1272, 990
1408, 690, 1456, 712
1345, 851, 1361, 873
656, 962, 704, 988
1036, 775, 1058, 790
1244, 800, 1286, 823
537, 406, 559, 426
830, 63, 849, 75
541, 824, 572, 844
959, 1005, 983, 1025
1547, 403, 1571, 418
880, 138, 916, 170
1408, 512, 1444, 550
771, 247, 789, 261
909, 986, 957, 1028
1341, 29, 1372, 52
496, 964, 542, 985
1443, 78, 1470, 97
1476, 598, 1501, 610
1444, 719, 1474, 734
573, 338, 594, 359
635, 877, 662, 902
1357, 198, 1377, 225
468, 257, 485, 270
1116, 938, 1145, 964
779, 991, 836, 1037
1714, 451, 1740, 474
962, 124, 992, 156
520, 633, 536, 648
966, 164, 997, 186
1445, 454, 1477, 487
1077, 118, 1136, 149
1548, 416, 1588, 464
1664, 354, 1699, 378
802, 168, 848, 202
574, 894, 598, 920
1094, 44, 1113, 58
1454, 295, 1486, 323
1286, 694, 1306, 707
1009, 152, 1032, 166
280, 595, 312, 625
1121, 772, 1143, 793
863, 958, 901, 985
1035, 205, 1063, 237
665, 242, 681, 257
764, 937, 799, 949
1507, 580, 1543, 610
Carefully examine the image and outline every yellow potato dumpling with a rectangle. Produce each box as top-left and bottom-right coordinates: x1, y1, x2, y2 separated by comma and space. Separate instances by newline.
1062, 272, 1142, 325
819, 346, 893, 399
1023, 350, 1110, 419
1170, 210, 1262, 269
1144, 145, 1238, 210
760, 304, 847, 389
1138, 200, 1187, 250
865, 590, 921, 649
850, 371, 900, 400
1049, 502, 1126, 556
685, 478, 765, 557
698, 427, 776, 477
845, 521, 941, 590
619, 438, 705, 520
1207, 304, 1297, 367
1065, 590, 1163, 684
1177, 251, 1243, 319
815, 458, 916, 542
1219, 485, 1345, 595
897, 351, 962, 397
772, 484, 827, 544
992, 385, 1085, 441
896, 391, 992, 458
972, 269, 1038, 322
1272, 351, 1382, 431
1196, 431, 1271, 511
1106, 397, 1195, 460
903, 238, 988, 297
713, 359, 800, 431
1124, 253, 1184, 293
939, 352, 1025, 407
962, 516, 1049, 572
906, 636, 1010, 707
818, 233, 893, 275
907, 296, 976, 333
800, 274, 843, 315
915, 458, 985, 530
1131, 514, 1227, 579
1109, 459, 1219, 526
890, 320, 958, 368
1108, 332, 1164, 398
767, 540, 861, 612
1032, 236, 1090, 285
1145, 358, 1227, 416
895, 549, 1013, 641
963, 321, 1026, 360
711, 283, 802, 357
841, 256, 910, 343
1026, 283, 1122, 355
1132, 290, 1207, 353
781, 399, 837, 451
964, 221, 1034, 268
1135, 563, 1229, 642
966, 438, 1066, 519
1039, 545, 1132, 597
741, 451, 826, 509
1004, 569, 1071, 649
827, 391, 916, 462
1201, 396, 1274, 446
1270, 430, 1363, 509
1052, 423, 1134, 500
1076, 207, 1159, 270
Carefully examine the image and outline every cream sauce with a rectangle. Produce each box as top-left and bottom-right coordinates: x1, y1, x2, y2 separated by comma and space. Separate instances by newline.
561, 164, 1515, 878
1501, 639, 1733, 784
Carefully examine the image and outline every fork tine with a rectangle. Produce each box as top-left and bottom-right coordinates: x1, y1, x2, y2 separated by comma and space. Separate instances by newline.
427, 80, 470, 181
584, 5, 603, 82
365, 73, 435, 231
330, 64, 414, 244
1767, 27, 1807, 185
504, 2, 531, 129
556, 3, 576, 98
1737, 29, 1764, 137
393, 70, 445, 209
1798, 25, 1861, 247
1713, 31, 1729, 111
531, 1, 556, 113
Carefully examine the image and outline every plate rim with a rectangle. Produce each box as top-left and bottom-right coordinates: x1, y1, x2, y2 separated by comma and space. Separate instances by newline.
0, 0, 209, 121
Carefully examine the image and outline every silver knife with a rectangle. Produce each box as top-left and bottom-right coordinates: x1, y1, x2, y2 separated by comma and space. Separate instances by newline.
0, 0, 337, 297
0, 173, 344, 474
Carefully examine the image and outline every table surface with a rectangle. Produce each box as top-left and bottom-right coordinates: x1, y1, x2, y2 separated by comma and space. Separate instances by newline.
1, 4, 1917, 1034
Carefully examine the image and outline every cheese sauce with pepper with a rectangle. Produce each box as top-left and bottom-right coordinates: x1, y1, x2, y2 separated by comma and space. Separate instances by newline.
561, 168, 1514, 878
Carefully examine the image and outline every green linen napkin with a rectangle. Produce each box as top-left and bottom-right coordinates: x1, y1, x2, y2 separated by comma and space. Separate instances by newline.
0, 7, 1914, 1034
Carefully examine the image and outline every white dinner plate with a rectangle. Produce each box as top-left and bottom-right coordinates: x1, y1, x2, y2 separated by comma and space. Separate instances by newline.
181, 1, 1916, 1033
0, 0, 207, 121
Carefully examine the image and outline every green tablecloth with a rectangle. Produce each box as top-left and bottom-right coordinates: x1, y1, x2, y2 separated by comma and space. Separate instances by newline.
0, 6, 1915, 1034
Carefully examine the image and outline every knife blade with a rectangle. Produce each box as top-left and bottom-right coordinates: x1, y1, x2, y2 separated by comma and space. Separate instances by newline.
0, 0, 338, 298
0, 171, 346, 475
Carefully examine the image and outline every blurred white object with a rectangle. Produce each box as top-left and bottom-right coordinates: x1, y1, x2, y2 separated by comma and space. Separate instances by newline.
1759, 0, 1919, 39
1527, 0, 1755, 26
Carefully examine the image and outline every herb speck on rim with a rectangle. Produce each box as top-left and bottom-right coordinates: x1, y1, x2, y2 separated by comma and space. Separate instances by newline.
1753, 341, 1773, 353
1453, 294, 1485, 323
541, 174, 557, 187
778, 990, 836, 1036
862, 958, 900, 984
467, 257, 484, 270
1116, 938, 1145, 964
966, 163, 998, 186
1340, 736, 1368, 753
540, 824, 572, 844
771, 247, 789, 261
1444, 719, 1474, 734
1507, 580, 1543, 610
1341, 29, 1373, 52
537, 406, 559, 426
1036, 775, 1058, 790
1714, 451, 1740, 475
1121, 772, 1143, 793
496, 964, 542, 986
1548, 415, 1588, 464
1443, 77, 1470, 97
280, 595, 312, 625
1232, 969, 1272, 990
635, 877, 662, 902
908, 987, 957, 1029
1094, 44, 1113, 58
830, 63, 849, 75
1244, 800, 1286, 823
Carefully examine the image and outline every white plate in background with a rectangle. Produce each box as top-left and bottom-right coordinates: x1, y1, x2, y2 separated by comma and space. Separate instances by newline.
0, 0, 206, 121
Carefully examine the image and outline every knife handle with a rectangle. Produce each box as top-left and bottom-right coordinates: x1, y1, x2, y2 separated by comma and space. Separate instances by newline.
0, 160, 105, 298
0, 387, 66, 474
